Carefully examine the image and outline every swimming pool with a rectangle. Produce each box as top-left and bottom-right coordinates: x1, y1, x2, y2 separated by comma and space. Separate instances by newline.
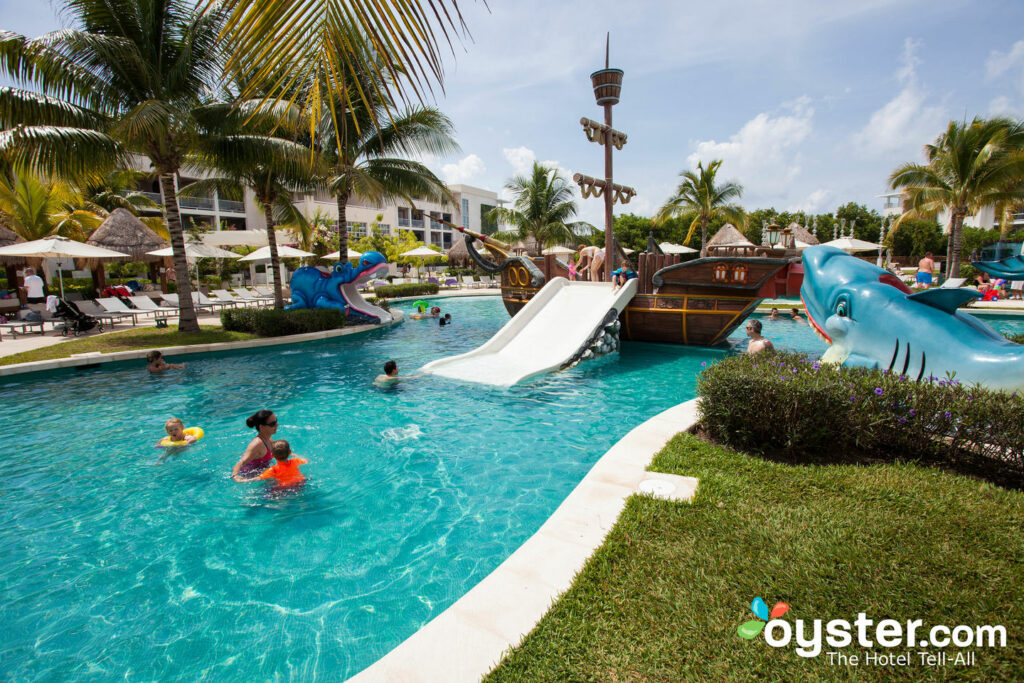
3, 296, 1020, 680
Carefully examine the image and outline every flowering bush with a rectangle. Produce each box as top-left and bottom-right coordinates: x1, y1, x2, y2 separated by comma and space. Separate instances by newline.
698, 352, 1024, 484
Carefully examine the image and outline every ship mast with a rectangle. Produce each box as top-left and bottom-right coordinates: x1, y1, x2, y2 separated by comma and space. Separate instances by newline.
574, 34, 636, 281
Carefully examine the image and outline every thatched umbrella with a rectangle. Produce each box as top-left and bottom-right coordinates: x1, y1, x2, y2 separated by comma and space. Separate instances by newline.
788, 222, 819, 246
86, 208, 169, 290
446, 236, 471, 266
706, 223, 753, 249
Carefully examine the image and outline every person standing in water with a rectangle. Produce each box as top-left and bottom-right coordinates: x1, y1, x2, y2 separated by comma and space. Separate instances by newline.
232, 410, 278, 481
745, 319, 774, 354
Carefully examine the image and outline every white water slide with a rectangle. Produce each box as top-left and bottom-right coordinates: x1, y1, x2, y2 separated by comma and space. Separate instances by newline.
422, 278, 638, 387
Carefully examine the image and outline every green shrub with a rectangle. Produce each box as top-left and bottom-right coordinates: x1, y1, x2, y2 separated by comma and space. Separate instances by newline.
372, 282, 439, 298
220, 307, 346, 336
698, 351, 1024, 484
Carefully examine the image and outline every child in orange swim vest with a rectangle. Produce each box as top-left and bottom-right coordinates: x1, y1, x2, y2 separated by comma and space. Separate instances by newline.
258, 439, 307, 487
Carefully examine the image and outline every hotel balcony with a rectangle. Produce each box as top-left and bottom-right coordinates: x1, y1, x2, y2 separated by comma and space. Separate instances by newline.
179, 196, 215, 211
218, 198, 245, 213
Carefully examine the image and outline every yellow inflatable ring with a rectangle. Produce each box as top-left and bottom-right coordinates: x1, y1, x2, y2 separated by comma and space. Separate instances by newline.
159, 427, 205, 447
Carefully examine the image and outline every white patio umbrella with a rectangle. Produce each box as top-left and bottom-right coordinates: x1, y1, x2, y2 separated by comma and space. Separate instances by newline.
541, 245, 576, 256
400, 246, 443, 258
324, 248, 363, 260
0, 235, 130, 297
622, 247, 636, 255
147, 242, 242, 292
659, 242, 697, 254
239, 245, 316, 261
821, 237, 881, 253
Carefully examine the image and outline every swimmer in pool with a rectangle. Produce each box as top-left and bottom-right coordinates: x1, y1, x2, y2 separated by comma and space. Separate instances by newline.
146, 350, 185, 372
156, 418, 197, 448
374, 359, 421, 385
257, 440, 308, 487
232, 410, 278, 481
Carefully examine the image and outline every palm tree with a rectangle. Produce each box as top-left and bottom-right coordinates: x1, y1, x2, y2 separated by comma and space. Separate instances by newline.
0, 172, 104, 240
890, 117, 1024, 278
655, 159, 745, 258
185, 101, 321, 309
314, 56, 458, 260
0, 0, 227, 332
488, 162, 590, 250
217, 0, 467, 141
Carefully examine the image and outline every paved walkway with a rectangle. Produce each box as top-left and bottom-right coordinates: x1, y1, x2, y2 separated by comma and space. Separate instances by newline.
0, 288, 501, 360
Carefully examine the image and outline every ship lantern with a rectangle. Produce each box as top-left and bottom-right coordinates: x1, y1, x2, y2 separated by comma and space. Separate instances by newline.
764, 223, 782, 247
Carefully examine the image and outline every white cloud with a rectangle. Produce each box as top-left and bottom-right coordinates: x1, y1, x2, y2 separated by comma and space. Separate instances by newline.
985, 40, 1024, 115
687, 96, 814, 196
789, 189, 832, 213
441, 154, 486, 184
502, 146, 536, 177
851, 38, 946, 158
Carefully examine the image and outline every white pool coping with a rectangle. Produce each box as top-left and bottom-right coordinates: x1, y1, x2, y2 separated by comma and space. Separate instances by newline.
349, 398, 700, 683
0, 311, 404, 378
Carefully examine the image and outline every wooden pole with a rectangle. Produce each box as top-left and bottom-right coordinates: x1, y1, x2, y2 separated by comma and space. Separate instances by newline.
604, 102, 613, 283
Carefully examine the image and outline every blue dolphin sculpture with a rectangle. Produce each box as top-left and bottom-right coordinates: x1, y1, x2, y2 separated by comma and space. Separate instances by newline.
286, 251, 392, 323
800, 246, 1024, 391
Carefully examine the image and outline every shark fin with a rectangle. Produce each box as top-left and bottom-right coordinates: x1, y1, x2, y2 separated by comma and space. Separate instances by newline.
906, 287, 981, 313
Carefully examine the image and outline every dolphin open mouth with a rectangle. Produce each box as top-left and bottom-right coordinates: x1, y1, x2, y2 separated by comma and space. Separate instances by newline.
800, 293, 832, 344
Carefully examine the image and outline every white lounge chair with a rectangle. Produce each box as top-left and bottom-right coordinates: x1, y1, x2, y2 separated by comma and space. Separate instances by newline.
210, 289, 246, 307
195, 291, 234, 311
233, 289, 271, 307
478, 275, 498, 288
940, 277, 967, 289
77, 300, 134, 328
129, 295, 178, 320
96, 297, 147, 325
461, 275, 481, 289
161, 293, 213, 314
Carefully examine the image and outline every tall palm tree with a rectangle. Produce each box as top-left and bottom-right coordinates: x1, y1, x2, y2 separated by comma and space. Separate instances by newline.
0, 0, 227, 332
488, 162, 590, 250
890, 117, 1024, 277
655, 159, 745, 258
314, 56, 458, 259
0, 171, 105, 241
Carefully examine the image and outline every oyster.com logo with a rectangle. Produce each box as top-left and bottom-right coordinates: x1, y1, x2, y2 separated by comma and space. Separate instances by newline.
737, 597, 789, 640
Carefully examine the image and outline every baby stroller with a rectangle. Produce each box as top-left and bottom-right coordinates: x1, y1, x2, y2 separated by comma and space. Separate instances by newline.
55, 298, 102, 336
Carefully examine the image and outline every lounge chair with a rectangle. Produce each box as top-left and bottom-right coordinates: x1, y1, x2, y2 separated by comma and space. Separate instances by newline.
96, 297, 147, 325
0, 308, 48, 337
443, 277, 458, 288
232, 289, 271, 307
129, 296, 178, 321
479, 275, 499, 288
427, 277, 439, 286
210, 289, 246, 308
161, 293, 213, 314
77, 300, 134, 328
461, 275, 482, 289
195, 291, 235, 311
940, 277, 967, 289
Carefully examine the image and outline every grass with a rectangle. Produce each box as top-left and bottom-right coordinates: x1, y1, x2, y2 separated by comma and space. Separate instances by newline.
486, 434, 1024, 681
0, 326, 256, 366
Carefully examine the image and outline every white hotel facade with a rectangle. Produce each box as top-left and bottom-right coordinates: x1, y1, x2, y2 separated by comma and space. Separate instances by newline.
129, 159, 504, 248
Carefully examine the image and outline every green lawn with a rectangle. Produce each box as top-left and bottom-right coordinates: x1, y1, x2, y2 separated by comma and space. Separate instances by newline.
486, 434, 1024, 681
0, 326, 256, 366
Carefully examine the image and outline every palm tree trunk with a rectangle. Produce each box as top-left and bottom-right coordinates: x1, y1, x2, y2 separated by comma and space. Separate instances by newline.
159, 173, 200, 333
949, 212, 965, 279
700, 217, 709, 258
263, 203, 284, 309
336, 191, 349, 258
944, 215, 954, 278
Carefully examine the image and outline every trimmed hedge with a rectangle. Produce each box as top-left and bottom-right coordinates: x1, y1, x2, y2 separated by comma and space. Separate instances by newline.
698, 351, 1024, 484
220, 308, 346, 336
372, 282, 439, 298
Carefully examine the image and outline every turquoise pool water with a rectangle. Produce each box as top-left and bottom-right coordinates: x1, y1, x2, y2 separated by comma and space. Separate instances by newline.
3, 296, 1020, 681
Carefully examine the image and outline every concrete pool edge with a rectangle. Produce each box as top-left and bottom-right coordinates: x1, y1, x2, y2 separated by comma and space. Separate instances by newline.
349, 398, 700, 683
0, 311, 404, 378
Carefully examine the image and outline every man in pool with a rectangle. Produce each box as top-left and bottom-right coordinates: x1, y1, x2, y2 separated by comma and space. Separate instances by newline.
769, 307, 780, 320
146, 350, 185, 372
745, 319, 774, 354
789, 308, 806, 324
374, 360, 421, 385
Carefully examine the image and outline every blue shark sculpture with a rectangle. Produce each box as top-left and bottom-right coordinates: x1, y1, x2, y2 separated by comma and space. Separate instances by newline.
286, 251, 392, 323
800, 246, 1024, 391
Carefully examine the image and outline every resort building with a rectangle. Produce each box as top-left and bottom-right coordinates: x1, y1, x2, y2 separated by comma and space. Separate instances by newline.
127, 157, 504, 248
879, 190, 1024, 232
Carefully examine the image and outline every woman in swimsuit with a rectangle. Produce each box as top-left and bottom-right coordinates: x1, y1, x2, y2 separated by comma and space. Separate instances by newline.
232, 409, 278, 482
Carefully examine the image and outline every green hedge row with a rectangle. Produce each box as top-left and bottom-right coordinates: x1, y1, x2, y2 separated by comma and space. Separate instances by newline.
220, 308, 346, 336
698, 351, 1024, 484
372, 282, 439, 298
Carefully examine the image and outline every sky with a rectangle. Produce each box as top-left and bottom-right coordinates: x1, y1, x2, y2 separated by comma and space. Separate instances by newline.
4, 0, 1024, 227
